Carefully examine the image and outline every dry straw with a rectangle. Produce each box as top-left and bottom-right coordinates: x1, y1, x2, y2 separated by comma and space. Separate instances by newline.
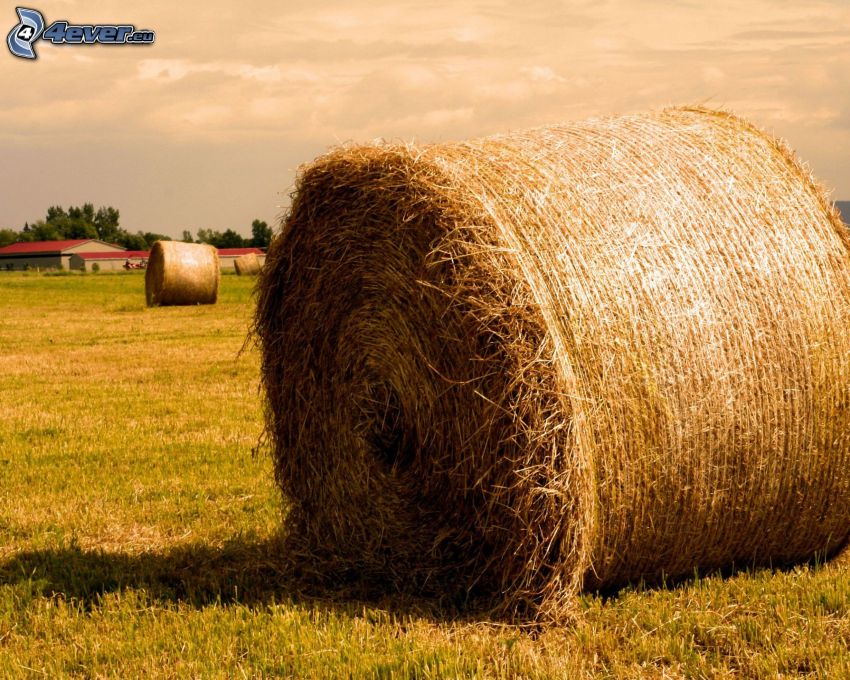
234, 252, 261, 276
255, 107, 850, 620
145, 240, 220, 306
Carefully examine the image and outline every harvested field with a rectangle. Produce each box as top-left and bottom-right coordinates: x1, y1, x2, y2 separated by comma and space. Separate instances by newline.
1, 272, 850, 676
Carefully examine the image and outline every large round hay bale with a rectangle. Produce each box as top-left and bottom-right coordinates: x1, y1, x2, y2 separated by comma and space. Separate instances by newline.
145, 241, 220, 307
255, 107, 850, 620
234, 252, 261, 276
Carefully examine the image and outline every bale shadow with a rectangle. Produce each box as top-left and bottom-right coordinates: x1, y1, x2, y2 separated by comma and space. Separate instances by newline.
591, 546, 846, 605
0, 533, 473, 622
3, 534, 842, 623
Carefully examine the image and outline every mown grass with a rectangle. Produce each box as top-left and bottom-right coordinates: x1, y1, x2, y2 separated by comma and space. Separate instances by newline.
0, 272, 848, 678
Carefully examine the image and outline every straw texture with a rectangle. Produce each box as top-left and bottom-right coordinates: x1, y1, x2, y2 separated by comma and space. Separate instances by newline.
255, 107, 850, 620
234, 253, 261, 276
145, 241, 220, 307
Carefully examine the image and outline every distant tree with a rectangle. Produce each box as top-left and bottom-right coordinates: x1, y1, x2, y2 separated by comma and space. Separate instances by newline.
68, 203, 95, 224
218, 229, 245, 248
107, 229, 169, 251
115, 231, 148, 251
197, 228, 245, 248
195, 228, 218, 246
37, 203, 100, 240
62, 218, 98, 240
62, 203, 98, 239
17, 222, 34, 242
141, 232, 171, 248
42, 206, 75, 237
45, 206, 67, 223
4, 203, 132, 246
0, 229, 17, 247
29, 220, 63, 241
94, 206, 121, 243
181, 230, 194, 243
250, 219, 272, 248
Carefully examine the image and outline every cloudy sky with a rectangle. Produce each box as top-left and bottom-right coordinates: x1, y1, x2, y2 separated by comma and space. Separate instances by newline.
0, 0, 848, 238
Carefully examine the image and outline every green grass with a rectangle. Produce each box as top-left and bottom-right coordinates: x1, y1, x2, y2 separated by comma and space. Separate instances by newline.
1, 272, 849, 678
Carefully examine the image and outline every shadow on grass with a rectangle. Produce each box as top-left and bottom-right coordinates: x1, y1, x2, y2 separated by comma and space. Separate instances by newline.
591, 545, 846, 606
2, 534, 842, 622
0, 534, 472, 620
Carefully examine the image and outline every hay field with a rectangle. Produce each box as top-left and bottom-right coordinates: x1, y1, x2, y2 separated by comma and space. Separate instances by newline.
1, 272, 849, 678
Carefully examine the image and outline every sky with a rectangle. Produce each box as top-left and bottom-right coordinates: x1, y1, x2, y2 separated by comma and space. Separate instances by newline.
0, 0, 848, 239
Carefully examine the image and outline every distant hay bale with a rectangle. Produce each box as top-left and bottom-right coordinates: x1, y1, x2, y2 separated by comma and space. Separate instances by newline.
145, 241, 220, 306
234, 252, 261, 276
254, 107, 850, 620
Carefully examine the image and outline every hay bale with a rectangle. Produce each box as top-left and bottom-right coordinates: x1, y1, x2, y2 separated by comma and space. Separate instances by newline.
255, 107, 850, 620
145, 241, 220, 306
234, 252, 261, 276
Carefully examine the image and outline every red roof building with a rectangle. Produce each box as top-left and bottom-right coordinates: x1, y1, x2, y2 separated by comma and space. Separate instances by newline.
217, 247, 266, 272
0, 239, 269, 273
0, 239, 126, 271
69, 250, 150, 272
217, 247, 265, 256
0, 239, 94, 255
73, 251, 149, 260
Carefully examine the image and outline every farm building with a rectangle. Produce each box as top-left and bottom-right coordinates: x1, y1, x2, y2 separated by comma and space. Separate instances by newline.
70, 250, 150, 272
0, 239, 126, 271
837, 201, 849, 225
1, 240, 266, 272
218, 247, 266, 271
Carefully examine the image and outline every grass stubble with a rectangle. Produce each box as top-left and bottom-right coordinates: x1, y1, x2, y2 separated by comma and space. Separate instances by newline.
0, 272, 848, 677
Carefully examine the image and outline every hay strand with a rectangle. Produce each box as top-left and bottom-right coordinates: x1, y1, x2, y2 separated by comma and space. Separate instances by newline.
255, 107, 850, 620
145, 241, 220, 306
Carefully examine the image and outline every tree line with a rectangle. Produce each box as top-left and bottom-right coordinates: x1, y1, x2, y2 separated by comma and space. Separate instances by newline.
0, 204, 273, 250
